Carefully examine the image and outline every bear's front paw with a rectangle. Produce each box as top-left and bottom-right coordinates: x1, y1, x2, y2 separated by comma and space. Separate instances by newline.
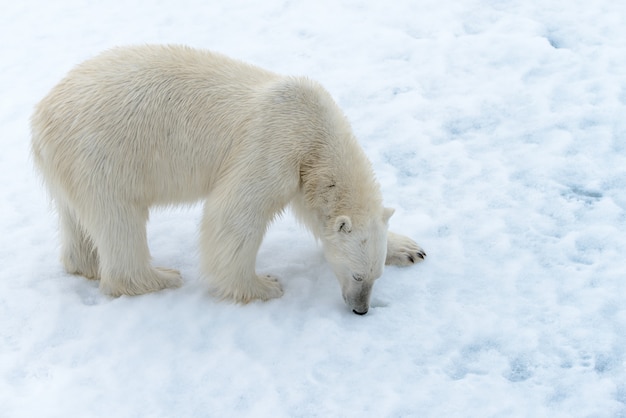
386, 231, 426, 266
253, 274, 284, 301
220, 274, 284, 304
155, 267, 184, 288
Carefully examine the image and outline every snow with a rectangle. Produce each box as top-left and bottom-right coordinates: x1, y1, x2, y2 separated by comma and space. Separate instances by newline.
1, 0, 625, 416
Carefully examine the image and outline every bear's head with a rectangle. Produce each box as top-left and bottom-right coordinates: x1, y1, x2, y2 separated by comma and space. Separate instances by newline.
322, 207, 394, 315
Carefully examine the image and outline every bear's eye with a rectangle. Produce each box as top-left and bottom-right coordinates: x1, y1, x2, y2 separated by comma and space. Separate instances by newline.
352, 274, 364, 282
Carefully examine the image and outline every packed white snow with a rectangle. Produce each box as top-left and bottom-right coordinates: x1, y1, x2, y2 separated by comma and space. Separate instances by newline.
1, 0, 625, 416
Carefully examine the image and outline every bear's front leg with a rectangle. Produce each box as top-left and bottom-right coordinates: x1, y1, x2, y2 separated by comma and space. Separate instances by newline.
386, 231, 426, 266
199, 193, 285, 304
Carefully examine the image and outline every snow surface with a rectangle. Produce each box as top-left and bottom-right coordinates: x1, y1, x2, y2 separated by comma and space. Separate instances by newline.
2, 0, 626, 416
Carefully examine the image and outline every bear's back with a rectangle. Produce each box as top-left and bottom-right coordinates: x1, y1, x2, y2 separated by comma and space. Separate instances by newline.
31, 45, 281, 205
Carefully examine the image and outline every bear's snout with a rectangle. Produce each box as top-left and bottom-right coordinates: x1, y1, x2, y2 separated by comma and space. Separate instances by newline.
343, 283, 372, 316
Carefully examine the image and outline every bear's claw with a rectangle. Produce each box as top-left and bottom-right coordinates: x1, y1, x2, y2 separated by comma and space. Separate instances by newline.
386, 231, 426, 266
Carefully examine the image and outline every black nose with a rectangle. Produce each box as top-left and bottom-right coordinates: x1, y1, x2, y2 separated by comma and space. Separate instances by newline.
352, 309, 368, 316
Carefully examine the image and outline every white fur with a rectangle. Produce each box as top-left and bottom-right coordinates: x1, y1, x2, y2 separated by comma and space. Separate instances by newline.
31, 45, 425, 313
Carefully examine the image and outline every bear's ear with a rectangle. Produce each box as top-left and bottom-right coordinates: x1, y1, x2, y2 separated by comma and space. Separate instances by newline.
334, 215, 352, 233
383, 207, 395, 224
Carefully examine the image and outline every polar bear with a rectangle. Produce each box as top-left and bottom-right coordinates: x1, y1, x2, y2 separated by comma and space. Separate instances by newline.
31, 45, 425, 315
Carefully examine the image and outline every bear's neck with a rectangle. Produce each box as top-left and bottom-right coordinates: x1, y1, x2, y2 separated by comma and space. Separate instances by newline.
294, 134, 383, 239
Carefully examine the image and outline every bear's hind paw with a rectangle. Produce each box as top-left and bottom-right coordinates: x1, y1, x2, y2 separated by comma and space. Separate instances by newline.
101, 267, 183, 297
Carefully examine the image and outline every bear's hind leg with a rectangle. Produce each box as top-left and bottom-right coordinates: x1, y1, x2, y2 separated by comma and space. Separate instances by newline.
85, 203, 183, 296
58, 203, 100, 279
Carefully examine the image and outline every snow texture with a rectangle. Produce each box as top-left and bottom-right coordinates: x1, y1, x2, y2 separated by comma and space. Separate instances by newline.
1, 0, 625, 417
